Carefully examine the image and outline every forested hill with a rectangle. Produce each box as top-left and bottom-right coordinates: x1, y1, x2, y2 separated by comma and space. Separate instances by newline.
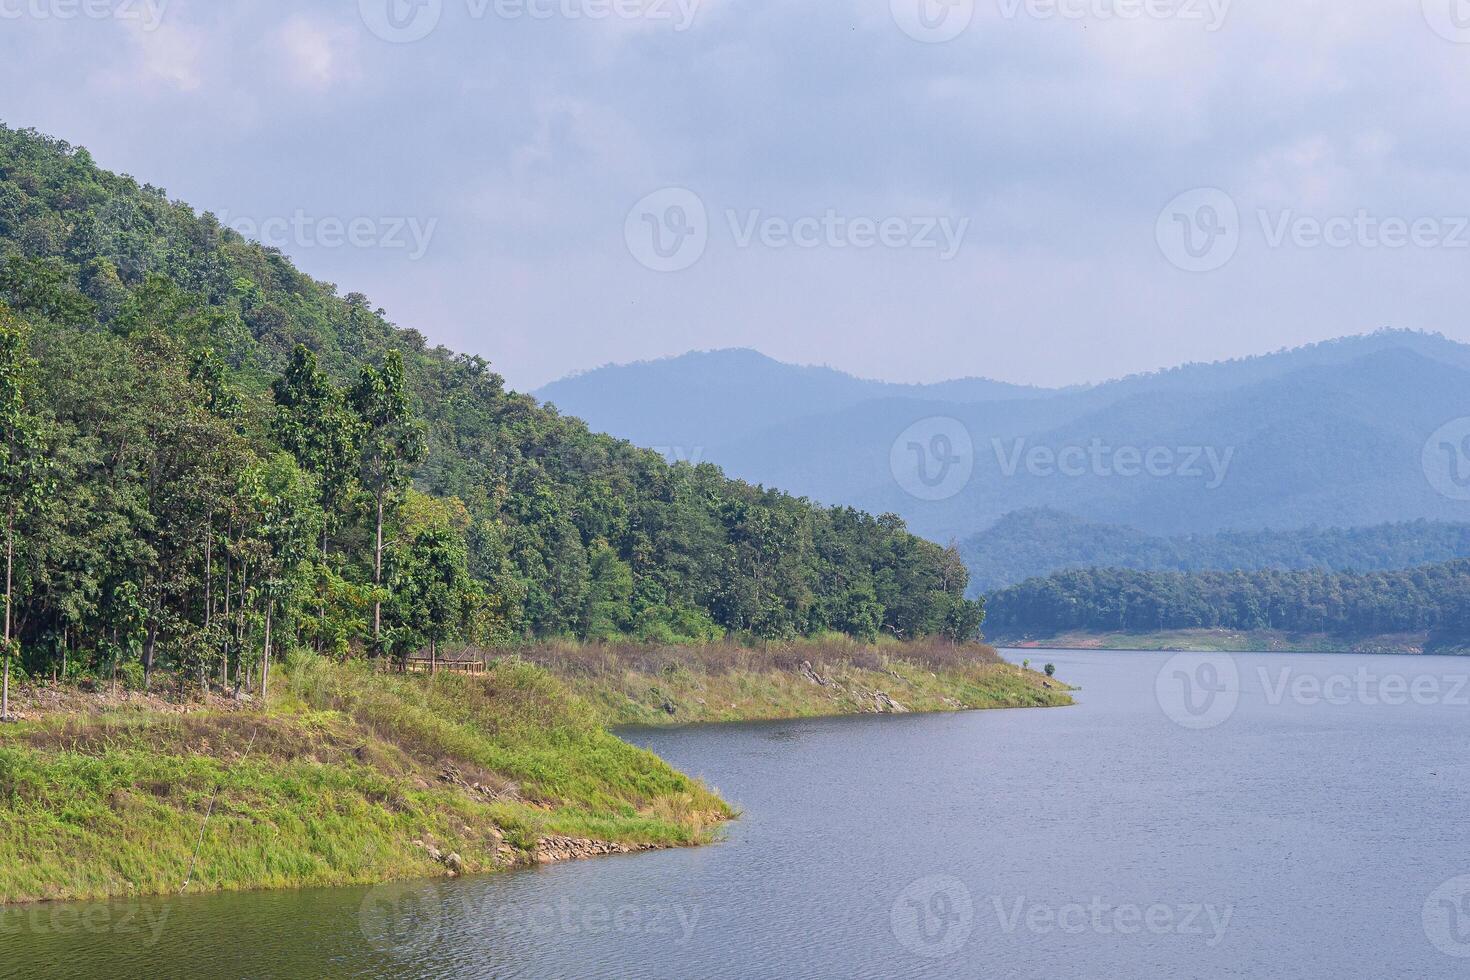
984, 561, 1470, 643
0, 124, 981, 687
961, 509, 1470, 592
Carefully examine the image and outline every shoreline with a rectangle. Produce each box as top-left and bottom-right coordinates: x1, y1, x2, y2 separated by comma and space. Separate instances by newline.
0, 646, 1070, 907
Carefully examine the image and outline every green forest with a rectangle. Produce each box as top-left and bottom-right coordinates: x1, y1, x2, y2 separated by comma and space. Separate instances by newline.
985, 561, 1470, 639
0, 125, 982, 705
961, 508, 1470, 593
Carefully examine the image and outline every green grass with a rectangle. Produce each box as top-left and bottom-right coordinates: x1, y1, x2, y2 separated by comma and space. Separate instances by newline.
0, 641, 1072, 905
0, 655, 730, 904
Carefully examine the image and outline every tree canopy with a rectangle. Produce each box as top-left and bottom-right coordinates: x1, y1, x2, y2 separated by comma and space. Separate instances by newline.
0, 123, 983, 690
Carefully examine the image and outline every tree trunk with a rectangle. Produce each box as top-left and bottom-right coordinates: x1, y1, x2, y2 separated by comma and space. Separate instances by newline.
260, 593, 273, 705
234, 558, 248, 695
221, 530, 232, 688
2, 509, 12, 722
143, 617, 157, 692
318, 525, 328, 654
202, 519, 212, 694
373, 491, 384, 653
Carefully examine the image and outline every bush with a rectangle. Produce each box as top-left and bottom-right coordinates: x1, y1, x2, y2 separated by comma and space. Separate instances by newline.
1044, 663, 1056, 677
117, 660, 146, 692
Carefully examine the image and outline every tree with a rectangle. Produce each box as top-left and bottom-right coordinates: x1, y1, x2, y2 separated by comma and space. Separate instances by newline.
273, 345, 361, 651
384, 495, 480, 668
351, 351, 425, 652
241, 455, 320, 703
273, 345, 361, 550
0, 307, 48, 719
127, 330, 248, 690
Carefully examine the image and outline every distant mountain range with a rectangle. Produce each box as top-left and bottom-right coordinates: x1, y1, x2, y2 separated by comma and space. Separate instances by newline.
536, 349, 1046, 459
537, 332, 1470, 555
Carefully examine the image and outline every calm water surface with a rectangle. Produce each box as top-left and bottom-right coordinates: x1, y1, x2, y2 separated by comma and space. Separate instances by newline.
8, 650, 1470, 979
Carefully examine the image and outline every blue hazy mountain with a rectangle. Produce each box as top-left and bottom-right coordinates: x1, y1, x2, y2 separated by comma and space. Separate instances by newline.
536, 331, 1470, 546
534, 348, 1046, 459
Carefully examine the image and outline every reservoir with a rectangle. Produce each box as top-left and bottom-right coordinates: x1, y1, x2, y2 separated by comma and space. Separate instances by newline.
10, 650, 1469, 978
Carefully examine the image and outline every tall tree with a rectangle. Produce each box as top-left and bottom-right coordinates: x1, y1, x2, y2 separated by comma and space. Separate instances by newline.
351, 351, 425, 652
242, 455, 320, 703
0, 307, 47, 719
385, 499, 482, 667
273, 345, 361, 651
272, 345, 361, 554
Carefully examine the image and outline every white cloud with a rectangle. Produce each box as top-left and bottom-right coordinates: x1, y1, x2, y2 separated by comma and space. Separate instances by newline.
120, 20, 206, 92
273, 14, 360, 91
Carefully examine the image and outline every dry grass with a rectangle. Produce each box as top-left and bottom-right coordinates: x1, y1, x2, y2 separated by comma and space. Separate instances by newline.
502, 636, 1005, 678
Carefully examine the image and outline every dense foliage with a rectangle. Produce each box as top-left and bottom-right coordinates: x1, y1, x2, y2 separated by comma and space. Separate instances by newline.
0, 124, 982, 698
985, 561, 1470, 639
962, 508, 1470, 592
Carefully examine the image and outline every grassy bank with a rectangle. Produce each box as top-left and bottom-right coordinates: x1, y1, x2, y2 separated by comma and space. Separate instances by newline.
0, 640, 1070, 905
998, 629, 1468, 655
0, 656, 730, 905
518, 638, 1072, 725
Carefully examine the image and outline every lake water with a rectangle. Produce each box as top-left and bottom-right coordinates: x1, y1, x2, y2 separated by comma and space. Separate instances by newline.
9, 649, 1470, 978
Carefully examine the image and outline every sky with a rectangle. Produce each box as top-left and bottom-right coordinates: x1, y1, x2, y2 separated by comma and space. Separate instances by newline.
3, 0, 1470, 391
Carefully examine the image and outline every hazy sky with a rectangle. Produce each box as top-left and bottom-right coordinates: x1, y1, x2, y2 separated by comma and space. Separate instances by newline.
4, 0, 1470, 391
